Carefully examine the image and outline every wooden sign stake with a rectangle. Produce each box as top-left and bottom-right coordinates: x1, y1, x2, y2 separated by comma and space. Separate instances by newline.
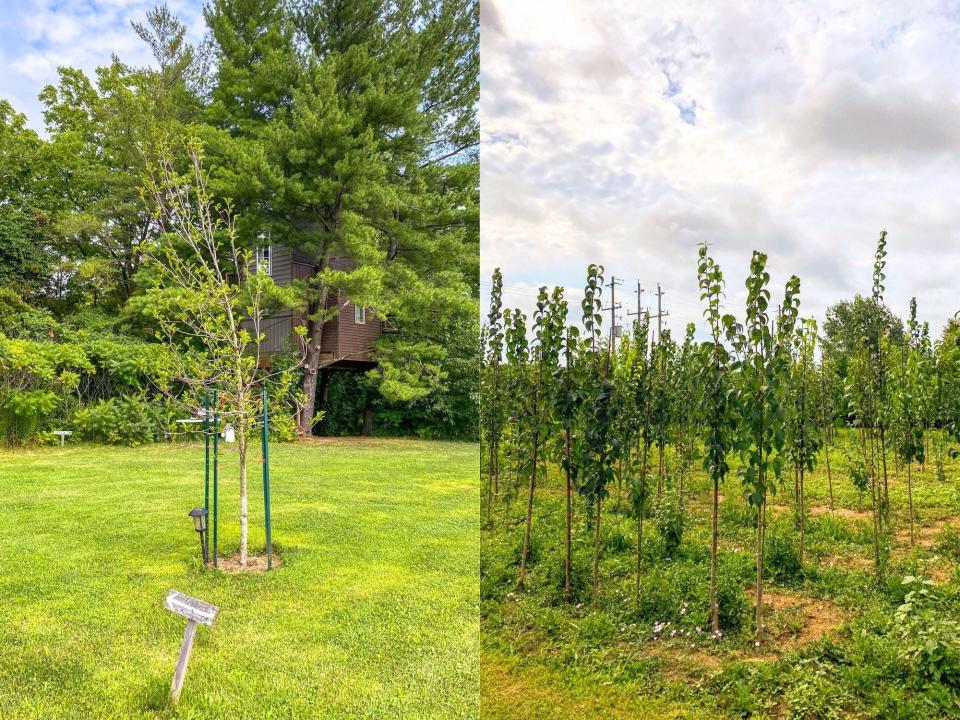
170, 619, 198, 703
165, 590, 219, 705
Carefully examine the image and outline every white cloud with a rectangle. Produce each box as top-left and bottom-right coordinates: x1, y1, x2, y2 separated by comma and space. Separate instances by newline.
481, 0, 960, 340
0, 0, 207, 133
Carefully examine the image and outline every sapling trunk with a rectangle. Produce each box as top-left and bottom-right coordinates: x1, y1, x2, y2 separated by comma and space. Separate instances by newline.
518, 427, 539, 587
616, 457, 623, 512
799, 465, 805, 565
564, 427, 572, 596
825, 435, 834, 510
593, 495, 602, 603
755, 488, 766, 641
710, 475, 719, 633
907, 461, 915, 546
657, 442, 665, 499
238, 421, 248, 566
880, 427, 889, 522
863, 426, 881, 579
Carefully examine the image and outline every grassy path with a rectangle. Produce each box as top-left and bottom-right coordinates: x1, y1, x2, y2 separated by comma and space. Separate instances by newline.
0, 439, 479, 719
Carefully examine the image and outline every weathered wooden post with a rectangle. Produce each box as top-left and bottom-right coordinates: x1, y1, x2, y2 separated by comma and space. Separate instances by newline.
165, 590, 219, 704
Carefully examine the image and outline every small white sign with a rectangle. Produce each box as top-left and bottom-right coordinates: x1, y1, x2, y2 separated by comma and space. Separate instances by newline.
165, 590, 219, 626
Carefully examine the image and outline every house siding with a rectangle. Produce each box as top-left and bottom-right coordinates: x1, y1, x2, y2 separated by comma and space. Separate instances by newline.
251, 249, 380, 364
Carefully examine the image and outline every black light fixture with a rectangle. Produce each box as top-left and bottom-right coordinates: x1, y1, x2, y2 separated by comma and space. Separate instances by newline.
189, 508, 209, 564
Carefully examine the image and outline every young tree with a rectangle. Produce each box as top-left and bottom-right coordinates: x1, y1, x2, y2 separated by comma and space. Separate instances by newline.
484, 269, 505, 524
816, 355, 838, 509
697, 244, 737, 633
847, 346, 884, 579
725, 251, 799, 641
518, 286, 564, 587
142, 139, 297, 567
502, 308, 529, 513
554, 322, 581, 596
787, 318, 821, 564
892, 298, 927, 545
577, 264, 621, 602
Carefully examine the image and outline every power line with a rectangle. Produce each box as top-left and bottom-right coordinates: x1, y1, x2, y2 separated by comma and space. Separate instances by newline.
603, 274, 623, 357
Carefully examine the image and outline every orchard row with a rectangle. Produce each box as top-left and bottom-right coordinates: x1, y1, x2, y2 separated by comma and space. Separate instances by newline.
480, 232, 960, 640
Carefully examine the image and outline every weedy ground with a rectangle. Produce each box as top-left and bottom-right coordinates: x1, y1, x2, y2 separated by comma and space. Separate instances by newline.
0, 439, 479, 720
482, 430, 960, 719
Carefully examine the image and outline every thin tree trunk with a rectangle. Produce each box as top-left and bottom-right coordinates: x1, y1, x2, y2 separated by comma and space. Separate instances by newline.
238, 423, 248, 567
799, 467, 805, 565
657, 442, 665, 499
593, 496, 602, 604
755, 488, 766, 641
518, 429, 539, 587
564, 428, 572, 596
710, 475, 719, 633
880, 427, 889, 522
616, 458, 623, 512
907, 461, 915, 546
864, 427, 881, 580
825, 434, 834, 510
299, 296, 327, 437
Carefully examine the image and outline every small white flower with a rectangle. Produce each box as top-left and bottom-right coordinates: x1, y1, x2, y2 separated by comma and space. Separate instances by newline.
755, 641, 760, 647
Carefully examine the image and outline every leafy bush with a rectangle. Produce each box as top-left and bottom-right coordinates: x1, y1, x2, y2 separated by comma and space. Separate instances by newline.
653, 489, 684, 556
0, 389, 58, 444
893, 576, 960, 686
73, 396, 158, 445
766, 522, 804, 583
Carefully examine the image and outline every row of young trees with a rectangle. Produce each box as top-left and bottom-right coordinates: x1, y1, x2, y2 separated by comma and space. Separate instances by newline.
481, 232, 960, 639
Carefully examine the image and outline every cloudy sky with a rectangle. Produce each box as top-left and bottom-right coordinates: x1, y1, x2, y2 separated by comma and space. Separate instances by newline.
481, 0, 960, 341
0, 0, 206, 133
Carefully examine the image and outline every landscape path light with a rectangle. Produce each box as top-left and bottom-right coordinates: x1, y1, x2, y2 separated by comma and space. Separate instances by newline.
188, 507, 209, 564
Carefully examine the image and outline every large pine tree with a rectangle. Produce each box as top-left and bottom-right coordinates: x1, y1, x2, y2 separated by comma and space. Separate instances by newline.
205, 0, 478, 434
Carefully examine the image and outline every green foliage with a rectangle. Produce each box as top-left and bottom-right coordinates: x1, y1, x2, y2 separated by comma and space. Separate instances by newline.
765, 522, 804, 583
73, 396, 160, 445
653, 488, 684, 556
894, 576, 960, 686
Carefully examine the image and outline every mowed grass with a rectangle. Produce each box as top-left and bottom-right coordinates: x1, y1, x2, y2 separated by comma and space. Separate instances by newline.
0, 438, 479, 720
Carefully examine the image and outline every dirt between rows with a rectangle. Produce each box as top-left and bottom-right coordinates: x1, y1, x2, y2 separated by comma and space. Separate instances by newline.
644, 589, 848, 680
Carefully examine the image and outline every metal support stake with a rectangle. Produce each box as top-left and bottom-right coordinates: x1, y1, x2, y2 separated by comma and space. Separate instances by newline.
262, 386, 272, 570
212, 388, 219, 568
203, 392, 210, 547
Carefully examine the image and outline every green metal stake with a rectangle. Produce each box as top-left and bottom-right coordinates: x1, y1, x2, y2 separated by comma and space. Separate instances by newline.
262, 386, 272, 570
203, 392, 210, 527
213, 388, 219, 568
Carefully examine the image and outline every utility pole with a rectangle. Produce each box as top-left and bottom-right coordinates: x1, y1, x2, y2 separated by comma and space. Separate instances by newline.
650, 283, 670, 344
603, 275, 623, 358
626, 280, 649, 344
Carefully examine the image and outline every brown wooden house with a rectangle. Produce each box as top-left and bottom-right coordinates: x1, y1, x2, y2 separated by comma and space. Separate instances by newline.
256, 244, 383, 370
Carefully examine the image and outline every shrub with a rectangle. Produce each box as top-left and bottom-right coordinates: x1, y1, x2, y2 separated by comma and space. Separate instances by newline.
893, 576, 960, 687
0, 389, 58, 444
73, 396, 158, 445
766, 522, 804, 584
653, 489, 684, 556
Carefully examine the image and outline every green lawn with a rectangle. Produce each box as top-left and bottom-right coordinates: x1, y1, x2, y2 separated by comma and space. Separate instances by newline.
0, 438, 479, 719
